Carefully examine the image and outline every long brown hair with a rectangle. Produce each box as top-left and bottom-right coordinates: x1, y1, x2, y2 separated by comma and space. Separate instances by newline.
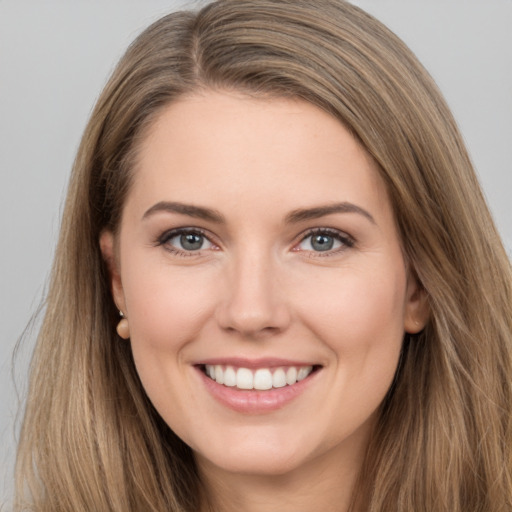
16, 1, 512, 510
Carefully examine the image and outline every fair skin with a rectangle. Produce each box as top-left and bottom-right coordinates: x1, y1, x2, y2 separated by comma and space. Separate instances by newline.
101, 90, 428, 512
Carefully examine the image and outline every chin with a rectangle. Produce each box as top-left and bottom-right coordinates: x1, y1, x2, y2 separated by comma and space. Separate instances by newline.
197, 449, 307, 478
191, 427, 331, 479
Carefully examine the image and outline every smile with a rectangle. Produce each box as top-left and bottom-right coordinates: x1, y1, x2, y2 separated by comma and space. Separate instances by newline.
196, 360, 322, 413
204, 364, 314, 390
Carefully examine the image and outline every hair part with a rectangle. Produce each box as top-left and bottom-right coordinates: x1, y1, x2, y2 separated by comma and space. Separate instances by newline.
16, 1, 512, 510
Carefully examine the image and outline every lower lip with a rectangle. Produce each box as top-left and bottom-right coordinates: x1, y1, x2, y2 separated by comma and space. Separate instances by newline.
196, 366, 319, 414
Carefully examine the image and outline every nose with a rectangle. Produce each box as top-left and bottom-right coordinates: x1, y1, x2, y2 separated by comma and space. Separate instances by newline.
215, 249, 291, 339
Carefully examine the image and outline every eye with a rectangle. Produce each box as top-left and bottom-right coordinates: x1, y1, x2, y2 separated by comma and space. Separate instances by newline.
157, 228, 215, 254
296, 229, 353, 254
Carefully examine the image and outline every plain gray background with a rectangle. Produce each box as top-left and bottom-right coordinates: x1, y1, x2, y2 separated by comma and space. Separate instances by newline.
1, 0, 511, 504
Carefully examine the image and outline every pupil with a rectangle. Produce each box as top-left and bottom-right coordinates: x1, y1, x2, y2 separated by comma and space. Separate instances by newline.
180, 233, 203, 250
312, 234, 333, 251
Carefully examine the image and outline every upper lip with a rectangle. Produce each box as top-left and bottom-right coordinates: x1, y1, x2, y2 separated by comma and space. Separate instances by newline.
194, 357, 320, 369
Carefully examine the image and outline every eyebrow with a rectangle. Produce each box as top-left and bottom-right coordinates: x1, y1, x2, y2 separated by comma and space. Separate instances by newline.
142, 200, 375, 225
284, 202, 376, 225
142, 201, 225, 223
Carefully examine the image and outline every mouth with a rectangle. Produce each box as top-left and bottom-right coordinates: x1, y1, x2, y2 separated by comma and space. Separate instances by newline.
195, 360, 323, 413
199, 363, 321, 391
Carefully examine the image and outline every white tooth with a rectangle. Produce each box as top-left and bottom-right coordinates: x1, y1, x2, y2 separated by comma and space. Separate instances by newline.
297, 366, 313, 381
286, 366, 297, 385
236, 368, 254, 389
214, 365, 224, 384
272, 368, 287, 388
206, 365, 215, 379
223, 366, 236, 387
254, 369, 273, 390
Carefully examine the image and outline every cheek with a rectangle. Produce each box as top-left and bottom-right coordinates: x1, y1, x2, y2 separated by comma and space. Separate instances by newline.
299, 264, 407, 344
120, 262, 220, 428
120, 256, 219, 369
295, 262, 407, 413
301, 266, 406, 430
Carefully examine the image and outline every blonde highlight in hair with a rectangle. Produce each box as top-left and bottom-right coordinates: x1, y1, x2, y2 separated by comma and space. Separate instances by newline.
16, 1, 512, 510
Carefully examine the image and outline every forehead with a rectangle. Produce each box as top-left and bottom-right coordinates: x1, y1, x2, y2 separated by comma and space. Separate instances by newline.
126, 90, 391, 223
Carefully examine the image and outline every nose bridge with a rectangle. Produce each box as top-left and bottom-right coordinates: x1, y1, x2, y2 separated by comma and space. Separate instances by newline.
216, 242, 290, 336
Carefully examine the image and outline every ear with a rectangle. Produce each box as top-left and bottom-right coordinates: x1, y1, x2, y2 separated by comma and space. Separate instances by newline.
99, 230, 126, 315
403, 271, 430, 334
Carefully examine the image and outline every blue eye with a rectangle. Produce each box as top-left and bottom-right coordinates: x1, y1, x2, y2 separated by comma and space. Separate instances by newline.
297, 230, 353, 253
159, 229, 214, 253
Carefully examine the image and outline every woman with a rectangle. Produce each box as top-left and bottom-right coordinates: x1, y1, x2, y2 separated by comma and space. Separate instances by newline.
15, 0, 512, 510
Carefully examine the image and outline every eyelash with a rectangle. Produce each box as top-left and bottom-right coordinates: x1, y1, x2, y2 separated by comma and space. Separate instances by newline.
155, 227, 355, 257
155, 227, 216, 257
296, 228, 355, 256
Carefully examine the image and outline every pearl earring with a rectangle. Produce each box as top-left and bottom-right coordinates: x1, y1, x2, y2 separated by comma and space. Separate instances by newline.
117, 311, 130, 339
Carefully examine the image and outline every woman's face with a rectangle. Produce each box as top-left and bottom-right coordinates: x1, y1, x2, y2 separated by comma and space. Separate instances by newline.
102, 91, 427, 479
